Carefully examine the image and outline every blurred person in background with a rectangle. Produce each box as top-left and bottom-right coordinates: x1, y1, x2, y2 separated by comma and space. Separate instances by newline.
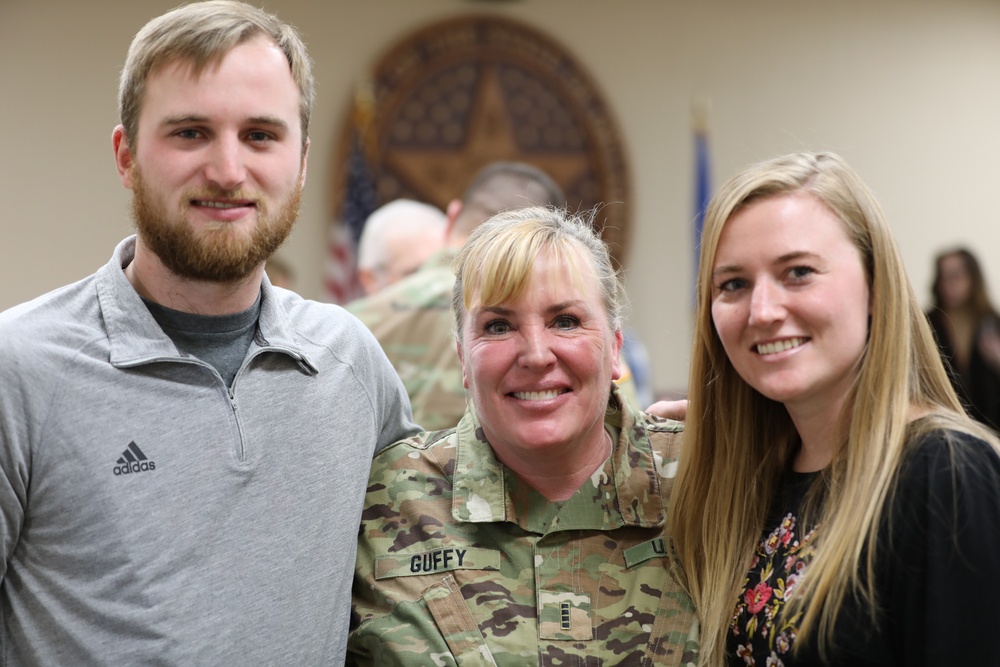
926, 247, 1000, 431
355, 199, 446, 296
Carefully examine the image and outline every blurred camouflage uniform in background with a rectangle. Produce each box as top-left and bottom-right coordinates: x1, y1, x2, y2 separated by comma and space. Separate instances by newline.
348, 386, 698, 666
347, 250, 641, 431
347, 250, 463, 431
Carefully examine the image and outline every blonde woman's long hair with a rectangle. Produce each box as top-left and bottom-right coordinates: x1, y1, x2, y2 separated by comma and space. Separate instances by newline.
669, 152, 996, 665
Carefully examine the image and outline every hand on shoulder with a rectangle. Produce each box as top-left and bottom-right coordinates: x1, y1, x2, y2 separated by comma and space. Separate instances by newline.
646, 399, 687, 422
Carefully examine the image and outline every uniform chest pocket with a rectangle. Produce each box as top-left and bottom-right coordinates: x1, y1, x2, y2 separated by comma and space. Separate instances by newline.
423, 574, 498, 667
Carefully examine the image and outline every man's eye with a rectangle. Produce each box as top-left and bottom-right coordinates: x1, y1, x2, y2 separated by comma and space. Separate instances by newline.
247, 131, 273, 143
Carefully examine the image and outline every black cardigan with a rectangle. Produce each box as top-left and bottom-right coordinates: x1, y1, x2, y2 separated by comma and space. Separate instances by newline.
727, 430, 1000, 666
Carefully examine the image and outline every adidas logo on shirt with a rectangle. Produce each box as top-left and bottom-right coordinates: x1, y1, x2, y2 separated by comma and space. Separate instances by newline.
113, 441, 156, 475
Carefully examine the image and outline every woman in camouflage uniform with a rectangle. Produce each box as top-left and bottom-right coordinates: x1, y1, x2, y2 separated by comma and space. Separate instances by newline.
348, 206, 698, 666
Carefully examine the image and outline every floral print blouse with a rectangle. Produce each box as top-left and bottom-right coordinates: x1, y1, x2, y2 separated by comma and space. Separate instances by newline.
727, 472, 819, 666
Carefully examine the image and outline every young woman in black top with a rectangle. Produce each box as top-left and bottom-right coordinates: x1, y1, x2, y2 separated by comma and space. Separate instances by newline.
670, 152, 1000, 666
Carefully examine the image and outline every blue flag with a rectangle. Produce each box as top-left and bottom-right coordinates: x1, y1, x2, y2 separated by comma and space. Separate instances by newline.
693, 128, 711, 278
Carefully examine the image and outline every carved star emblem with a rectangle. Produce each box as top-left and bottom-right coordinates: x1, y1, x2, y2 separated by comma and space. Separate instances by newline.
384, 63, 591, 208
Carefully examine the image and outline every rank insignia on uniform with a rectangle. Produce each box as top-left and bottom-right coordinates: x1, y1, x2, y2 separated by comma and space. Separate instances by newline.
623, 537, 669, 568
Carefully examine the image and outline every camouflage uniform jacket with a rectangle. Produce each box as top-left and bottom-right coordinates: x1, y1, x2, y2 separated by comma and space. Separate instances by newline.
347, 251, 642, 432
348, 387, 699, 667
347, 250, 467, 432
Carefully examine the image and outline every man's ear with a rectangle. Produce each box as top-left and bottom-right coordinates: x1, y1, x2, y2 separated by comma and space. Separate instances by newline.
444, 199, 462, 241
357, 267, 377, 297
112, 125, 135, 188
298, 137, 310, 187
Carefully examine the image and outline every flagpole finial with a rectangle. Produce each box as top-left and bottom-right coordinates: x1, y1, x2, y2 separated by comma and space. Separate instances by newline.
691, 95, 711, 134
352, 78, 378, 162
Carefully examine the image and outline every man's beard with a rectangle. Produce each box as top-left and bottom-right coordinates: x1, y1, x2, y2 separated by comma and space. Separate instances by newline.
129, 166, 301, 283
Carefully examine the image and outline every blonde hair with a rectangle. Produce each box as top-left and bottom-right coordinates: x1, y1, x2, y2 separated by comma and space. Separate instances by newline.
119, 0, 314, 153
452, 206, 622, 339
670, 152, 998, 664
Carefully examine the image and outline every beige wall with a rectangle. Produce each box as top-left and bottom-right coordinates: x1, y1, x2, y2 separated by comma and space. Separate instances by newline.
3, 0, 1000, 396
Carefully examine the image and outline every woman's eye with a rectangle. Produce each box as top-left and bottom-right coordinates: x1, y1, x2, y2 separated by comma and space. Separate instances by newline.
483, 319, 510, 335
553, 315, 580, 329
716, 278, 747, 293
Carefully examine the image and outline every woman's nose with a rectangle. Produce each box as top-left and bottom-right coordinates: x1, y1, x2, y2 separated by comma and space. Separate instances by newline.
518, 326, 556, 368
748, 280, 785, 327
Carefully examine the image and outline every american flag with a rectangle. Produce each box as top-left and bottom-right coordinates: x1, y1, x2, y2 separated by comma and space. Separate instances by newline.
324, 223, 361, 305
325, 84, 378, 304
